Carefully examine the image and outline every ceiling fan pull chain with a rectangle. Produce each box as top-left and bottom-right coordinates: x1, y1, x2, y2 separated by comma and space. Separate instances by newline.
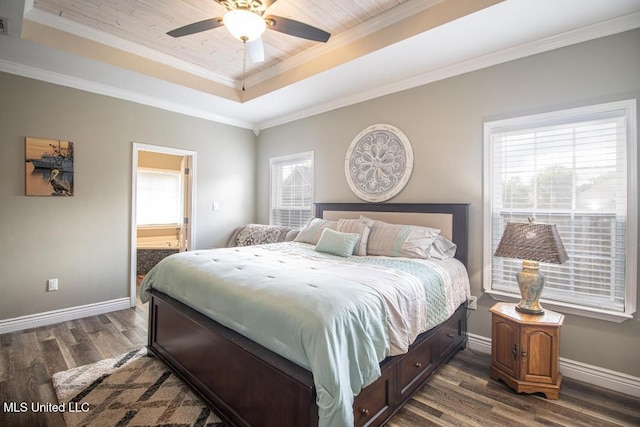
242, 37, 247, 91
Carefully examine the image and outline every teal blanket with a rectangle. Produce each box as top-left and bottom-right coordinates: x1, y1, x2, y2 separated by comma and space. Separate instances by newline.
140, 242, 469, 427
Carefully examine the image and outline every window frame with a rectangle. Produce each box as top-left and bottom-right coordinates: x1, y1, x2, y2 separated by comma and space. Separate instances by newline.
483, 99, 637, 322
269, 151, 314, 228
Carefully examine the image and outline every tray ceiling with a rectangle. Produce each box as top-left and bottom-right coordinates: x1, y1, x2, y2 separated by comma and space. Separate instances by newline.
28, 0, 410, 86
2, 0, 639, 130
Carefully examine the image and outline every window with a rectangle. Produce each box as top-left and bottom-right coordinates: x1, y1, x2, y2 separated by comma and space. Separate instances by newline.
136, 168, 182, 226
270, 152, 314, 228
483, 100, 637, 321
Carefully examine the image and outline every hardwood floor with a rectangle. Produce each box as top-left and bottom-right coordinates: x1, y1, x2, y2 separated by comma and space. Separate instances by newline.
0, 301, 148, 427
1, 300, 639, 427
388, 349, 640, 427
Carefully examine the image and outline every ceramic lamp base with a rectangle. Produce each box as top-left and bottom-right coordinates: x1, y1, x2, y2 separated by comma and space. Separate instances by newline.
515, 303, 545, 315
516, 260, 546, 315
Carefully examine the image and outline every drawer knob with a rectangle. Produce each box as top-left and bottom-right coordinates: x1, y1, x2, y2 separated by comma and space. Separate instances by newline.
446, 333, 455, 339
360, 408, 370, 417
414, 362, 422, 369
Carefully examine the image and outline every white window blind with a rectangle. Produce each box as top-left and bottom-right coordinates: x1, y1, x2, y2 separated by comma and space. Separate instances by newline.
484, 100, 637, 319
136, 168, 182, 226
270, 152, 314, 228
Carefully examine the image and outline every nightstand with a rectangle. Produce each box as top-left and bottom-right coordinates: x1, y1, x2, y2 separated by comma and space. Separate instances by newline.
489, 302, 564, 399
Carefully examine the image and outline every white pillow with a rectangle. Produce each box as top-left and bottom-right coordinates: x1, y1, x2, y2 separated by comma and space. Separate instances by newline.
429, 235, 457, 259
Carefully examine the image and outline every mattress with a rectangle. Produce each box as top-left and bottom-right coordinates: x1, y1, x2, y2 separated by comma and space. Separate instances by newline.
139, 241, 470, 427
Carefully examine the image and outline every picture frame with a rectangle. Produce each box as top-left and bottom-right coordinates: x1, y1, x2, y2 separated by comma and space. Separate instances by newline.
344, 124, 414, 202
25, 137, 75, 196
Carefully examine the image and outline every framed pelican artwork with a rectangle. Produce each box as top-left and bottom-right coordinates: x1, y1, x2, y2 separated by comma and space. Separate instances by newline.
25, 137, 75, 196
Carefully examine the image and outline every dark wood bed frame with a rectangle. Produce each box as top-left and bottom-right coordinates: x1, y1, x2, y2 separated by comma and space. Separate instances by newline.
147, 203, 470, 427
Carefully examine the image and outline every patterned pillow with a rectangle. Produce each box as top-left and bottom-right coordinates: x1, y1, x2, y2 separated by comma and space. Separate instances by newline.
336, 218, 370, 256
360, 216, 440, 258
235, 224, 291, 247
294, 218, 337, 245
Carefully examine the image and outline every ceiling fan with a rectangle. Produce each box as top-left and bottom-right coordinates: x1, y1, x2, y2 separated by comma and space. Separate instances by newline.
167, 0, 331, 64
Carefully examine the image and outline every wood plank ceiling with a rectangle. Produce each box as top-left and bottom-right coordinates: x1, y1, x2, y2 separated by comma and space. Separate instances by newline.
31, 0, 408, 84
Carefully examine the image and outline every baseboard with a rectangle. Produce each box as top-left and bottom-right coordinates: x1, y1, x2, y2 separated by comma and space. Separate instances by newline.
2, 305, 638, 398
467, 332, 640, 398
0, 298, 132, 334
468, 332, 493, 355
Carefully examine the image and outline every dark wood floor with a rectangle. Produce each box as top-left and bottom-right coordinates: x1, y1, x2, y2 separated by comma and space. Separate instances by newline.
1, 299, 639, 427
0, 300, 148, 427
388, 349, 640, 427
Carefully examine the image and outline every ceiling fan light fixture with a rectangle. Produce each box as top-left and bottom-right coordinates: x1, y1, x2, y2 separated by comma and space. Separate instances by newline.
223, 9, 266, 41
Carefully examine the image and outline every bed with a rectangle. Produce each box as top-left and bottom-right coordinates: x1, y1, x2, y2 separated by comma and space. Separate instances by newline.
141, 202, 470, 427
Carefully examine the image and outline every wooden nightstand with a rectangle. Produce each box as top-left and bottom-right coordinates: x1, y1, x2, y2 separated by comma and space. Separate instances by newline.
489, 302, 564, 399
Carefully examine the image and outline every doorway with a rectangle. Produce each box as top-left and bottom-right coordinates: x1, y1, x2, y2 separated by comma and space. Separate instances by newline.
130, 143, 197, 307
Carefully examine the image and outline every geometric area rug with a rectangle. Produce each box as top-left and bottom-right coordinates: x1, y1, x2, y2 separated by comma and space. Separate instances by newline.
52, 348, 225, 426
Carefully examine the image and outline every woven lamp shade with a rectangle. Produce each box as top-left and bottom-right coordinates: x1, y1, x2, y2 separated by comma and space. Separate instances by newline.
494, 222, 568, 264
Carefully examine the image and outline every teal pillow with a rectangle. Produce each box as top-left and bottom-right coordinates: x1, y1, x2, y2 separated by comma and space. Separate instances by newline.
315, 228, 361, 257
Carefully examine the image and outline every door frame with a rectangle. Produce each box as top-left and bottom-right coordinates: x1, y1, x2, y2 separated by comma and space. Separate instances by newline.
130, 143, 197, 307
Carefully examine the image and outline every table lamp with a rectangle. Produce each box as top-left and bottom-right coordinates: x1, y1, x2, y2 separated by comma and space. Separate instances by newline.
494, 218, 568, 315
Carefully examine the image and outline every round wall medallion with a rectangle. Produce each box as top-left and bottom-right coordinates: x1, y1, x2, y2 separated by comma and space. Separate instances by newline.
344, 124, 414, 202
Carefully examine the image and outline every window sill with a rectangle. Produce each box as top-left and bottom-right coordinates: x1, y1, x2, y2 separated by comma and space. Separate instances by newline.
137, 224, 181, 229
485, 289, 634, 323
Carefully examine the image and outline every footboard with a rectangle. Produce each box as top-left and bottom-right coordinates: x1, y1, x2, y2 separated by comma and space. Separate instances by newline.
148, 289, 317, 427
147, 289, 467, 427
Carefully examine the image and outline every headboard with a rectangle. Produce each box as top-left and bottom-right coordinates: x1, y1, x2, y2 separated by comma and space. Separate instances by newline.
315, 203, 469, 267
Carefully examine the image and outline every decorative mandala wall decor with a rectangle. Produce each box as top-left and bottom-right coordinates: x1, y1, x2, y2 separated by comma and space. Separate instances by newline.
345, 124, 414, 202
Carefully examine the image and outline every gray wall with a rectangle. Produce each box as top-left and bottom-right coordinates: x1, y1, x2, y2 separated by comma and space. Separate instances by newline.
0, 72, 256, 320
256, 29, 640, 377
1, 28, 638, 379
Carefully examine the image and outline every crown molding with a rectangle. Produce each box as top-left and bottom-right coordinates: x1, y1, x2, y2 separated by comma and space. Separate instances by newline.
245, 0, 444, 87
4, 7, 638, 132
0, 58, 254, 129
257, 12, 640, 130
22, 3, 237, 88
21, 0, 443, 91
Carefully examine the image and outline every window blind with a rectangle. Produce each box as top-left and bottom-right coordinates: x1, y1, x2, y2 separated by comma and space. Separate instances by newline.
270, 152, 314, 228
486, 100, 636, 315
136, 169, 182, 226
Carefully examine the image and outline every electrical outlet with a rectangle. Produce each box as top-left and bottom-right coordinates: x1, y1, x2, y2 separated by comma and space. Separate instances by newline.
467, 296, 477, 310
48, 278, 58, 291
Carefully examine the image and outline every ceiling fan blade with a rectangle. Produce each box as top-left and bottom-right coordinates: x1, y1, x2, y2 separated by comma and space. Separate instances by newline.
167, 18, 223, 38
264, 15, 330, 42
246, 38, 265, 63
